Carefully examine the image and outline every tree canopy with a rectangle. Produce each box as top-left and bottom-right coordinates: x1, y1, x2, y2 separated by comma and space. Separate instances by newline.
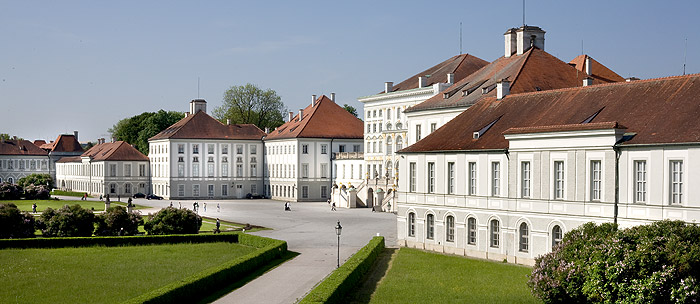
0, 133, 23, 141
342, 104, 358, 118
212, 83, 286, 131
108, 110, 184, 155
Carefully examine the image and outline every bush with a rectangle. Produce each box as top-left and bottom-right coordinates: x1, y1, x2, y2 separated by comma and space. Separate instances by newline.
528, 220, 700, 303
17, 173, 54, 190
23, 184, 51, 200
94, 206, 143, 236
37, 204, 96, 237
144, 207, 202, 235
0, 203, 36, 238
0, 182, 22, 200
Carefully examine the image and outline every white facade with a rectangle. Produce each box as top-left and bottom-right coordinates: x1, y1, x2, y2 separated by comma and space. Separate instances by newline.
56, 158, 149, 197
0, 156, 50, 184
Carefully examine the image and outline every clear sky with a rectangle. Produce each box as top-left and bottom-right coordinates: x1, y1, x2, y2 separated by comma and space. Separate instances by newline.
1, 0, 697, 143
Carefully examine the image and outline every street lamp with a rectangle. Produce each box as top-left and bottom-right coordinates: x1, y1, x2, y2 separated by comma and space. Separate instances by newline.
335, 221, 342, 268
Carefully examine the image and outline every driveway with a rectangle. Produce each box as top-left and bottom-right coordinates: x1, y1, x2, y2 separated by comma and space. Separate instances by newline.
133, 198, 397, 304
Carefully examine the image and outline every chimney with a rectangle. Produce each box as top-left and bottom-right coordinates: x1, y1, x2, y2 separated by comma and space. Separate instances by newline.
298, 109, 304, 121
583, 77, 594, 87
311, 94, 317, 107
330, 92, 336, 102
447, 73, 455, 84
189, 99, 207, 114
585, 56, 592, 75
418, 76, 427, 88
384, 82, 393, 93
516, 25, 545, 55
73, 131, 78, 141
496, 79, 510, 100
288, 111, 294, 122
226, 119, 231, 125
504, 28, 517, 57
264, 127, 269, 134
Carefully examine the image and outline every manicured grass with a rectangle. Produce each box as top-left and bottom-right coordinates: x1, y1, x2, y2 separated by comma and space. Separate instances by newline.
51, 189, 92, 197
0, 242, 258, 303
366, 248, 538, 304
7, 199, 146, 212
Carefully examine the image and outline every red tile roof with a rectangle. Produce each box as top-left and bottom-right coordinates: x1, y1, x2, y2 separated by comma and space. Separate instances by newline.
400, 73, 700, 153
33, 140, 47, 147
149, 111, 266, 141
83, 141, 149, 161
405, 48, 623, 113
265, 95, 364, 140
569, 55, 625, 84
0, 139, 49, 156
41, 134, 84, 153
56, 156, 82, 163
383, 54, 489, 93
503, 121, 626, 135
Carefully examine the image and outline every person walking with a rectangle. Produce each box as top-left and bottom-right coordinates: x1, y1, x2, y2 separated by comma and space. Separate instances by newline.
215, 218, 221, 234
203, 202, 207, 212
32, 203, 37, 213
331, 202, 336, 211
217, 203, 220, 212
169, 202, 173, 208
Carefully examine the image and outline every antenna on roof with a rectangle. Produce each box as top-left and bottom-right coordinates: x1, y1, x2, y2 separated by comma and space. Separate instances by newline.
522, 0, 526, 26
581, 40, 584, 55
197, 77, 200, 98
683, 38, 687, 75
459, 22, 462, 55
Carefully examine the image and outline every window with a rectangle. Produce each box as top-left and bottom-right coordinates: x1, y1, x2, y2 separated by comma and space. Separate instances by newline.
426, 214, 434, 239
301, 186, 309, 198
321, 163, 328, 178
192, 163, 199, 177
447, 162, 455, 194
519, 223, 529, 252
416, 125, 422, 141
430, 123, 437, 133
396, 136, 403, 151
178, 164, 184, 177
491, 162, 500, 196
236, 164, 243, 177
178, 144, 184, 154
178, 184, 185, 197
302, 164, 309, 178
193, 144, 199, 154
250, 164, 257, 177
110, 183, 116, 194
467, 217, 477, 245
110, 164, 117, 177
251, 184, 257, 194
321, 185, 328, 198
321, 145, 327, 154
193, 185, 200, 197
236, 145, 243, 154
373, 124, 377, 133
591, 160, 602, 201
490, 219, 500, 248
409, 162, 416, 192
634, 160, 647, 203
222, 184, 228, 196
208, 144, 214, 154
208, 185, 214, 197
139, 164, 146, 177
446, 216, 455, 242
670, 160, 683, 204
552, 225, 563, 248
469, 162, 477, 195
125, 183, 132, 194
387, 109, 391, 119
367, 124, 371, 133
339, 145, 346, 152
124, 164, 131, 177
408, 212, 415, 237
521, 161, 530, 198
250, 145, 256, 154
554, 161, 564, 199
386, 138, 392, 155
379, 109, 382, 117
222, 145, 228, 154
427, 162, 435, 193
222, 162, 228, 177
353, 144, 360, 152
302, 144, 308, 154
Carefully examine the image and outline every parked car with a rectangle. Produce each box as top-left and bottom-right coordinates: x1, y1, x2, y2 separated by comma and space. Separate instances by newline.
246, 193, 264, 199
146, 194, 163, 200
132, 192, 146, 198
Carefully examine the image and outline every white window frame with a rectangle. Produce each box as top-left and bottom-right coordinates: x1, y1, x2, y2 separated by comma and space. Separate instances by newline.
446, 215, 455, 242
468, 162, 477, 195
408, 212, 415, 237
491, 162, 500, 196
521, 161, 530, 198
427, 162, 435, 193
634, 160, 647, 203
426, 214, 434, 240
519, 222, 529, 252
447, 162, 455, 194
553, 161, 565, 200
409, 162, 416, 192
670, 160, 683, 204
490, 219, 500, 248
467, 217, 477, 245
590, 160, 602, 201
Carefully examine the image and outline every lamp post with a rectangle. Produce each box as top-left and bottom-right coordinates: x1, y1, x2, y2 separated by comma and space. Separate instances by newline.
335, 221, 342, 268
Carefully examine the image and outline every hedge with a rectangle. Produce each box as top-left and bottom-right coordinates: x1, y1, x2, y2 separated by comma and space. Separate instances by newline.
300, 236, 385, 303
0, 233, 239, 249
122, 233, 287, 304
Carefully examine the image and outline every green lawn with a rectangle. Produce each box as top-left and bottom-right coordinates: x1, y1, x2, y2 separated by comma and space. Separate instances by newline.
0, 242, 258, 303
366, 248, 538, 303
7, 199, 146, 212
50, 189, 93, 197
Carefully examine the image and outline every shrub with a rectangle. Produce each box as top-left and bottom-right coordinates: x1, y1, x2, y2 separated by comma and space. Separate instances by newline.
0, 182, 22, 200
23, 184, 51, 200
37, 204, 96, 237
528, 220, 700, 303
144, 207, 202, 235
17, 173, 54, 190
94, 206, 143, 236
0, 203, 35, 238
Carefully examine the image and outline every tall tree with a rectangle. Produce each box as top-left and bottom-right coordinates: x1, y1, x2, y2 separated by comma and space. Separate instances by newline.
213, 83, 286, 131
0, 133, 23, 141
342, 104, 358, 118
108, 110, 184, 155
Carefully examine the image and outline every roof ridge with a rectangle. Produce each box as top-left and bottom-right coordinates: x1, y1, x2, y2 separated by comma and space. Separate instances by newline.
295, 96, 326, 137
508, 48, 535, 88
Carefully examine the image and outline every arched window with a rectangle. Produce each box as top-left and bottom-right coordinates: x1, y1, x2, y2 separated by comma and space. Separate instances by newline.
396, 136, 403, 151
490, 219, 500, 248
426, 214, 434, 239
396, 122, 403, 129
467, 217, 477, 245
386, 122, 392, 130
408, 212, 416, 237
552, 225, 563, 248
386, 161, 393, 176
519, 222, 529, 252
7, 177, 12, 184
446, 216, 455, 242
386, 137, 393, 155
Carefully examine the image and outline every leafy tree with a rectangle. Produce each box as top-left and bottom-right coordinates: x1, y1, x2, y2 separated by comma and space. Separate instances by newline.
0, 203, 35, 238
83, 141, 96, 150
109, 110, 184, 155
144, 207, 202, 235
37, 204, 95, 237
17, 173, 54, 190
94, 206, 143, 236
0, 133, 23, 141
213, 83, 286, 131
342, 104, 358, 118
0, 182, 22, 200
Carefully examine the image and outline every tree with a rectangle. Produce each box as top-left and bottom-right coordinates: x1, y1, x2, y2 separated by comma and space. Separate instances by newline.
342, 104, 358, 118
0, 133, 23, 141
109, 110, 184, 155
213, 83, 286, 131
94, 206, 143, 236
0, 203, 35, 238
144, 207, 202, 235
17, 173, 54, 190
37, 204, 95, 237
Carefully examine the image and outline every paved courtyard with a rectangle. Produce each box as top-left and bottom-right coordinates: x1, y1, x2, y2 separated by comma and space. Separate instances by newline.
133, 198, 397, 303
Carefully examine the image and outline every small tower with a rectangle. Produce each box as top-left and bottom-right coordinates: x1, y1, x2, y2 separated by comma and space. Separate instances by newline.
189, 99, 207, 114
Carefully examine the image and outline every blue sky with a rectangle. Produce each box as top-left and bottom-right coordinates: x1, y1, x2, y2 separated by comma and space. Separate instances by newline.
1, 0, 697, 142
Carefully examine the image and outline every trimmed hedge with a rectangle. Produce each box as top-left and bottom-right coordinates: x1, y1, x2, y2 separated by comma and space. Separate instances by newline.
300, 236, 385, 303
123, 233, 287, 304
0, 233, 239, 249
